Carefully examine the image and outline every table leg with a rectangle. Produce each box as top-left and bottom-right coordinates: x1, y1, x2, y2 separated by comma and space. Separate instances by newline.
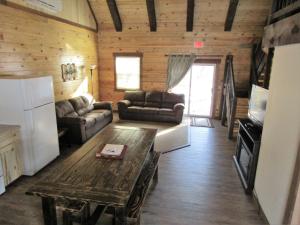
114, 207, 127, 225
81, 203, 90, 225
150, 143, 154, 152
42, 197, 57, 225
62, 211, 73, 225
153, 167, 158, 183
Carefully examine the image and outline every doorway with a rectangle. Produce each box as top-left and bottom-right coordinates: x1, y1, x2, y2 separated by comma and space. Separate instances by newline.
172, 63, 216, 118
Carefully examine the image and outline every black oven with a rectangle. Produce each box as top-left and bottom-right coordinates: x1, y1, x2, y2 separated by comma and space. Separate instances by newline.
233, 119, 262, 194
238, 140, 253, 181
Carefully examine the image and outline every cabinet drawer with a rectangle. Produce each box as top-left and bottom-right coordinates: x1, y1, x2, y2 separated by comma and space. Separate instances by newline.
0, 160, 3, 176
0, 176, 5, 195
0, 130, 18, 150
0, 143, 22, 186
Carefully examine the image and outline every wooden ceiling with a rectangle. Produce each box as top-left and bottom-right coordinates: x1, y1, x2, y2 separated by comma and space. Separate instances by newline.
89, 0, 272, 32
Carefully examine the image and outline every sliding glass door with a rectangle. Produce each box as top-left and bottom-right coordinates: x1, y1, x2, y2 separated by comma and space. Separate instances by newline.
172, 63, 216, 117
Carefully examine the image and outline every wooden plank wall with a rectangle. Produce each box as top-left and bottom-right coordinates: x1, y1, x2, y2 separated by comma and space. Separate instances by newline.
91, 0, 272, 117
0, 4, 99, 101
5, 0, 97, 30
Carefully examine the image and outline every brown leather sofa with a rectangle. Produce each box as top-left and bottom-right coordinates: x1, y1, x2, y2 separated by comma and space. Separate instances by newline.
118, 91, 185, 124
55, 96, 113, 144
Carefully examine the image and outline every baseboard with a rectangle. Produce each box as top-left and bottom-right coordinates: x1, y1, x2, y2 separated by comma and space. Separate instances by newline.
253, 189, 270, 225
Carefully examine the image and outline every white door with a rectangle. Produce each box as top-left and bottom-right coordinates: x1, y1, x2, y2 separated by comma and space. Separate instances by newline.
31, 103, 59, 173
189, 64, 215, 117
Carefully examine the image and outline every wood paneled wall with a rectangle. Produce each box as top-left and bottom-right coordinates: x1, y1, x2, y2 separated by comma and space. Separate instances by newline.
0, 4, 99, 101
91, 0, 272, 116
5, 0, 97, 30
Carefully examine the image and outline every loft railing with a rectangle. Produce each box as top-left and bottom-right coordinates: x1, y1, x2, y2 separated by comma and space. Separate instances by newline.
269, 0, 300, 23
250, 42, 265, 87
220, 55, 237, 139
249, 41, 274, 92
272, 0, 298, 12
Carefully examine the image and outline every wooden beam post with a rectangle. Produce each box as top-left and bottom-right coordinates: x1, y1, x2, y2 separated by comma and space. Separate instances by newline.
263, 48, 274, 89
186, 0, 195, 32
146, 0, 157, 32
106, 0, 122, 32
42, 197, 57, 225
224, 0, 239, 31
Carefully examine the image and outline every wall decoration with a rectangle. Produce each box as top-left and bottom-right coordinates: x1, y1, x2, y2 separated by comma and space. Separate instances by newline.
61, 63, 78, 82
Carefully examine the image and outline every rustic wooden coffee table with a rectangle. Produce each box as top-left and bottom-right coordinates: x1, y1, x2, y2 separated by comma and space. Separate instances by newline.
27, 125, 159, 225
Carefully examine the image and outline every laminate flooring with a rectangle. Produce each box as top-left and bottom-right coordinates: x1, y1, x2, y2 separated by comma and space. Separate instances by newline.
0, 120, 265, 225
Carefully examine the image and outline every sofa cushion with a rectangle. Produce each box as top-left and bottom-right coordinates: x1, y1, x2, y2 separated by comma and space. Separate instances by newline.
142, 107, 160, 114
55, 100, 76, 118
145, 91, 162, 108
127, 106, 144, 113
82, 116, 96, 129
69, 96, 93, 116
159, 108, 175, 116
124, 91, 145, 107
85, 112, 104, 123
127, 106, 159, 114
92, 109, 112, 118
161, 92, 185, 108
65, 112, 79, 117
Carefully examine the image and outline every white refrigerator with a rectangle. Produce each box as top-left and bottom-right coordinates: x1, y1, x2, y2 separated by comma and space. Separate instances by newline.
0, 160, 5, 194
0, 75, 60, 176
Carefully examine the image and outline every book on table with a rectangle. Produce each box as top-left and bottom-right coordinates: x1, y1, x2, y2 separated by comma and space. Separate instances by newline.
96, 144, 127, 159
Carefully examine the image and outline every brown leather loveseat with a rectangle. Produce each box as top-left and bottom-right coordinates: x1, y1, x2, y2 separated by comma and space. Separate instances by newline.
55, 96, 113, 144
118, 91, 185, 124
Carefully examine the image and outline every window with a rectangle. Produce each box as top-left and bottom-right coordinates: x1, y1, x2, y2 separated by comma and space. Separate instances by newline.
114, 53, 142, 90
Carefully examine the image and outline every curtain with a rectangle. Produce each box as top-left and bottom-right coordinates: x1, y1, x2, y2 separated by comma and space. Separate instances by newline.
166, 54, 196, 90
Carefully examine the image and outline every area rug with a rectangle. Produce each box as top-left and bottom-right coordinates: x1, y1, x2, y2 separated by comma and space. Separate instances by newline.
190, 117, 214, 128
115, 118, 191, 154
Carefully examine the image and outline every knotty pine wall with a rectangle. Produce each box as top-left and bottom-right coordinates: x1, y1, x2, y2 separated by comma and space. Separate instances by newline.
91, 0, 272, 117
5, 0, 97, 30
0, 4, 99, 101
97, 32, 257, 117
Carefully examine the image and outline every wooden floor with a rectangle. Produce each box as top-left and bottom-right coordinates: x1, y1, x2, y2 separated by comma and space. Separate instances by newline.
0, 120, 265, 225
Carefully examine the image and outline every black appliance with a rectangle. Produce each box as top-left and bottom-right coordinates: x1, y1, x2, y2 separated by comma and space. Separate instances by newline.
233, 85, 268, 194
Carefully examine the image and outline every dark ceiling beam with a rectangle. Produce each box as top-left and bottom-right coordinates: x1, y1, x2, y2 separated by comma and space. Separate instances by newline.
186, 0, 195, 32
106, 0, 122, 32
146, 0, 157, 32
224, 0, 239, 31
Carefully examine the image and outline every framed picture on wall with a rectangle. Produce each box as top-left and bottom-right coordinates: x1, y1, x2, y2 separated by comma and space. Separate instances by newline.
61, 63, 77, 82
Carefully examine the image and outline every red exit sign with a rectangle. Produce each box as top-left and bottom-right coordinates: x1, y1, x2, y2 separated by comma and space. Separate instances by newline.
194, 41, 204, 48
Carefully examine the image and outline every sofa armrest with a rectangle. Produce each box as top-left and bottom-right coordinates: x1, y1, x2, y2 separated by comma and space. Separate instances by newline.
117, 100, 131, 109
173, 103, 185, 111
57, 117, 87, 144
93, 101, 113, 111
58, 116, 86, 125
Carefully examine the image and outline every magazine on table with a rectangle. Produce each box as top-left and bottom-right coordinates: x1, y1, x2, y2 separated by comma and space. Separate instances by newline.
96, 144, 127, 159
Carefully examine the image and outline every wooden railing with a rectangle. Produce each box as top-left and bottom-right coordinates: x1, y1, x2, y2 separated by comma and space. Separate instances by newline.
272, 0, 298, 13
263, 0, 300, 48
269, 0, 300, 23
220, 55, 237, 139
249, 41, 274, 92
